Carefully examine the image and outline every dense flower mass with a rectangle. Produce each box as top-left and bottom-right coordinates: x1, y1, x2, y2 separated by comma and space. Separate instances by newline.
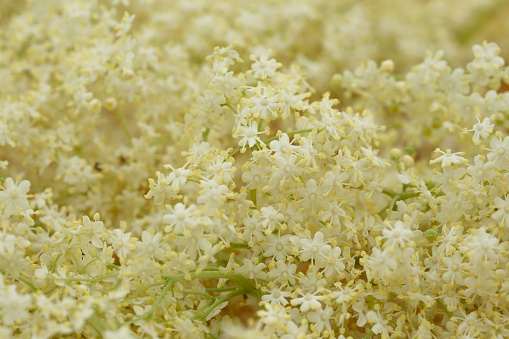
2, 0, 509, 338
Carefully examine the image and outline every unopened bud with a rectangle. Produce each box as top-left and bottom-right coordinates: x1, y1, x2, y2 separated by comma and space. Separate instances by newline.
401, 154, 414, 168
103, 97, 118, 111
380, 59, 394, 72
389, 148, 402, 160
87, 98, 102, 113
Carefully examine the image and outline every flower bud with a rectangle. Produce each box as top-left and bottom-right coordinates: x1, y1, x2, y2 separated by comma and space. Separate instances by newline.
87, 98, 102, 113
103, 97, 118, 111
389, 148, 402, 160
380, 59, 394, 72
400, 154, 414, 168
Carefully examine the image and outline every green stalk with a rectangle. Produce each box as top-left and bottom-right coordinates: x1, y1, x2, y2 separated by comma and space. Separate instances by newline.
192, 288, 246, 321
437, 299, 452, 318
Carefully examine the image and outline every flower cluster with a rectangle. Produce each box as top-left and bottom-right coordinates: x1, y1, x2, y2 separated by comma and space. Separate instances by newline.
2, 0, 509, 338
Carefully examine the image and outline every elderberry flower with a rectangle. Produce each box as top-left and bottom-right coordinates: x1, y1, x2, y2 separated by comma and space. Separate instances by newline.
0, 177, 31, 215
381, 221, 413, 248
465, 117, 494, 144
290, 291, 323, 312
429, 148, 466, 167
235, 120, 264, 149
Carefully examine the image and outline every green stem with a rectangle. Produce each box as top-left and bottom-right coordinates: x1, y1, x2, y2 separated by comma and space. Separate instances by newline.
202, 128, 210, 142
386, 196, 398, 220
52, 273, 117, 289
129, 279, 175, 323
162, 271, 260, 299
363, 330, 374, 339
250, 189, 257, 207
17, 276, 37, 291
184, 290, 216, 299
437, 299, 452, 318
123, 281, 166, 303
116, 107, 133, 147
86, 318, 103, 338
108, 263, 120, 270
222, 103, 239, 115
381, 187, 397, 198
50, 253, 63, 273
192, 288, 246, 321
229, 242, 249, 249
0, 268, 38, 291
228, 146, 242, 158
206, 287, 238, 292
377, 189, 420, 218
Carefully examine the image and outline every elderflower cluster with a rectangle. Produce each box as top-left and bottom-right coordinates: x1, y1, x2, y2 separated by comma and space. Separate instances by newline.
2, 0, 509, 338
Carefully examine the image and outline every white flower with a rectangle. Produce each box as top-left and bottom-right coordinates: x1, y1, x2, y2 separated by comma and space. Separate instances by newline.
429, 148, 466, 167
466, 155, 496, 188
381, 221, 413, 248
259, 206, 284, 235
0, 178, 31, 215
465, 117, 494, 144
295, 231, 331, 266
463, 227, 500, 264
290, 292, 323, 312
493, 195, 509, 228
235, 258, 267, 281
261, 287, 292, 307
109, 229, 132, 260
307, 305, 333, 333
486, 136, 509, 166
262, 234, 292, 261
269, 133, 298, 154
135, 231, 167, 261
249, 86, 279, 119
267, 260, 297, 285
0, 283, 32, 325
235, 120, 264, 150
441, 251, 466, 285
163, 203, 198, 234
250, 54, 281, 79
366, 310, 394, 336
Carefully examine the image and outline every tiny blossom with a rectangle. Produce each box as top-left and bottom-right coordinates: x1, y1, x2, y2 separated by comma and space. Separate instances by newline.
248, 86, 280, 119
136, 231, 167, 261
250, 54, 282, 79
259, 206, 284, 235
486, 136, 509, 166
381, 221, 413, 248
429, 148, 466, 167
294, 231, 331, 266
465, 117, 494, 144
0, 178, 31, 215
492, 195, 509, 228
290, 292, 323, 312
163, 203, 198, 233
235, 120, 264, 149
